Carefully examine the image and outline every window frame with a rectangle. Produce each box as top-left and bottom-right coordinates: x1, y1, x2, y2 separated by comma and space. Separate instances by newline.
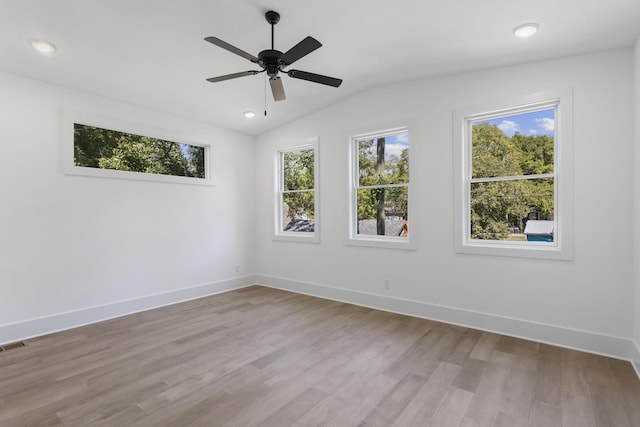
273, 138, 320, 243
348, 127, 416, 250
62, 110, 214, 186
453, 90, 574, 260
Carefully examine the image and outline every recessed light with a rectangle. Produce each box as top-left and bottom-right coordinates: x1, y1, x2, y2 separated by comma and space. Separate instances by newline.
513, 23, 539, 38
243, 111, 256, 119
30, 38, 56, 55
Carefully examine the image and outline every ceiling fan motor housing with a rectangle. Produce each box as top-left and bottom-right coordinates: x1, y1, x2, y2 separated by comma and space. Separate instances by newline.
258, 49, 284, 77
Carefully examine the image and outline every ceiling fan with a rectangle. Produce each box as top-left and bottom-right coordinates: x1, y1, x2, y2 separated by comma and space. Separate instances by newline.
205, 10, 342, 102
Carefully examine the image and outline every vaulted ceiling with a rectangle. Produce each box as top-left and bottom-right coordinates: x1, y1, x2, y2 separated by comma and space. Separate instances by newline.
1, 0, 639, 136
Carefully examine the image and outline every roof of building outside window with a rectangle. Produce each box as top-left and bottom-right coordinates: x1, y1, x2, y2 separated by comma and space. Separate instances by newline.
358, 219, 406, 237
524, 220, 554, 235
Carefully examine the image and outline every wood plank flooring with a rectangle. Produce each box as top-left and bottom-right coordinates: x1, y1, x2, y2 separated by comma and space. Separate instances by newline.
1, 286, 639, 426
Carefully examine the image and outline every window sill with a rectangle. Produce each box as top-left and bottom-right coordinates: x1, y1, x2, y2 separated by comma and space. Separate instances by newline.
347, 236, 416, 251
65, 166, 215, 186
455, 240, 573, 261
273, 233, 320, 244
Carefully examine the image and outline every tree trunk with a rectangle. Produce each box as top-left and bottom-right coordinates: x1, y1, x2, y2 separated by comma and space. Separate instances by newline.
376, 138, 386, 235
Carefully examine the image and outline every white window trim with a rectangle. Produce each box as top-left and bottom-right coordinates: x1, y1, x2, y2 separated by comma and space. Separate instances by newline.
453, 89, 574, 260
348, 127, 416, 250
273, 138, 320, 243
61, 109, 214, 186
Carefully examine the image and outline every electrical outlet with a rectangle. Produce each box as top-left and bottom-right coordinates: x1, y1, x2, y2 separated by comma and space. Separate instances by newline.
235, 265, 240, 273
384, 279, 391, 289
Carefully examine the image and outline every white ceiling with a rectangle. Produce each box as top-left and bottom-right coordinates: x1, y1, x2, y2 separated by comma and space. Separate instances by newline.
1, 0, 639, 136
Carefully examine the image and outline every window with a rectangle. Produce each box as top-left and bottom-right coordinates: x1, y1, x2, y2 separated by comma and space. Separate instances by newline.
274, 139, 319, 242
454, 90, 574, 260
62, 111, 213, 186
349, 128, 414, 249
74, 123, 205, 178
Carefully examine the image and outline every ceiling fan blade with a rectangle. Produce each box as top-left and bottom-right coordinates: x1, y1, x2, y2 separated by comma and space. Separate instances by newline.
206, 70, 260, 83
287, 70, 342, 87
204, 36, 259, 63
270, 76, 286, 101
281, 36, 322, 66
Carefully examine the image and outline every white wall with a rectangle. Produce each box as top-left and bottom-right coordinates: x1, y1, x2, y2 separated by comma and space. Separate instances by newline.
633, 38, 640, 372
0, 72, 257, 343
255, 49, 635, 358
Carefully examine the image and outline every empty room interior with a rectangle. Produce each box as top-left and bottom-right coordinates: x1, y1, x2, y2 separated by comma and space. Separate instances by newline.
2, 1, 640, 426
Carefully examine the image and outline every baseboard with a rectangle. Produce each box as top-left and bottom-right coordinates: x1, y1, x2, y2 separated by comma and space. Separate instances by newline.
0, 275, 258, 346
632, 340, 640, 380
3, 274, 635, 372
256, 275, 633, 361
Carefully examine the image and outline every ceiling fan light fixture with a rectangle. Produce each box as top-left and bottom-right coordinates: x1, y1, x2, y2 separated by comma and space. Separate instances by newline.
513, 23, 539, 38
243, 111, 256, 119
30, 38, 57, 55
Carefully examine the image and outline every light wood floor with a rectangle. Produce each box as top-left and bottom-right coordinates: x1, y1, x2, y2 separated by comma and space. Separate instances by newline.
1, 286, 639, 426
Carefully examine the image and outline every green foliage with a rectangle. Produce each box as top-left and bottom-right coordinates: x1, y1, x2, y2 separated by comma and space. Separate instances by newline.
470, 181, 532, 239
283, 192, 315, 223
470, 123, 554, 240
74, 124, 205, 178
392, 147, 410, 218
283, 149, 314, 190
282, 149, 315, 223
357, 138, 409, 225
472, 123, 522, 179
512, 134, 554, 175
187, 145, 206, 178
525, 178, 554, 218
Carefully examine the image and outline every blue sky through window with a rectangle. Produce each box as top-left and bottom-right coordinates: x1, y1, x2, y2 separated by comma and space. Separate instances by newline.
475, 108, 555, 137
381, 132, 409, 159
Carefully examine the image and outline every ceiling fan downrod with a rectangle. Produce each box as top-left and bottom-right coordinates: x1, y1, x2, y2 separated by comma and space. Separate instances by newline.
265, 10, 280, 50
